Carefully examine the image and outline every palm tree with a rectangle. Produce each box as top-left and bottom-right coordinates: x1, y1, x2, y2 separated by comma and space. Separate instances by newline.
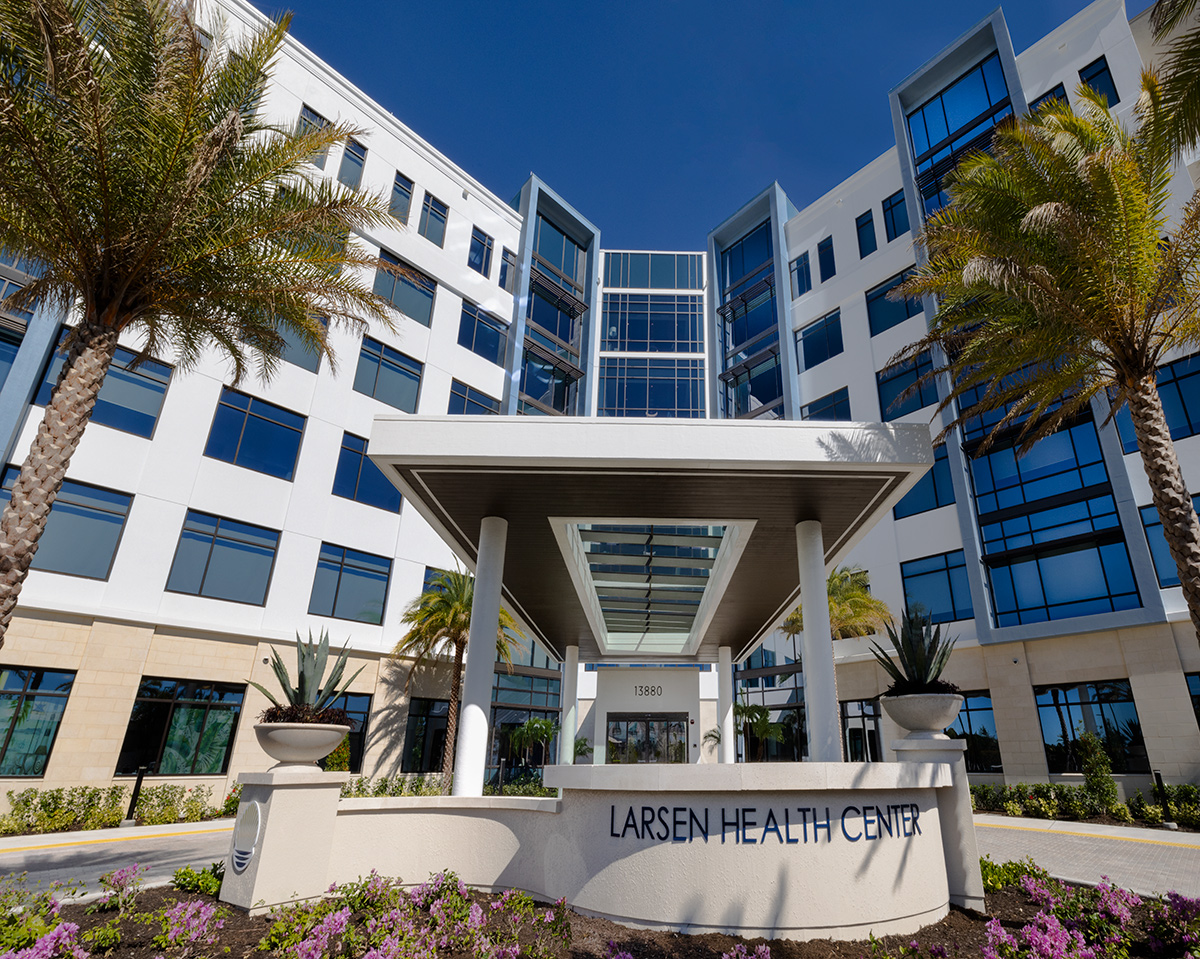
392, 570, 524, 788
509, 717, 558, 769
782, 565, 894, 640
891, 74, 1200, 642
0, 0, 405, 645
1149, 0, 1200, 152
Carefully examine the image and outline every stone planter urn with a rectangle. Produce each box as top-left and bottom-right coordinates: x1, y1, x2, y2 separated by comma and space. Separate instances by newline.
254, 722, 350, 765
879, 693, 963, 740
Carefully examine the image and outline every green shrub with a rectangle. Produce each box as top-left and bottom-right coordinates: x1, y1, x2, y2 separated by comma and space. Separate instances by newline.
1, 785, 127, 835
1002, 798, 1023, 817
1056, 786, 1093, 820
1109, 802, 1133, 822
1024, 796, 1058, 819
172, 862, 224, 897
221, 783, 242, 818
339, 774, 446, 798
1142, 803, 1164, 825
1078, 730, 1119, 811
0, 873, 81, 952
84, 918, 121, 954
257, 898, 340, 952
320, 736, 351, 772
135, 783, 215, 824
979, 855, 1047, 892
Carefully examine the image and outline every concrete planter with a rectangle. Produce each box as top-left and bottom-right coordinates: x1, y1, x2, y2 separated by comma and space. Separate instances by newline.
880, 693, 963, 739
254, 723, 350, 765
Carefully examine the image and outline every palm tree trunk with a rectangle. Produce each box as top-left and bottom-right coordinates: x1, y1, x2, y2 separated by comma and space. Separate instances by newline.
439, 638, 465, 792
1127, 376, 1200, 642
0, 320, 119, 644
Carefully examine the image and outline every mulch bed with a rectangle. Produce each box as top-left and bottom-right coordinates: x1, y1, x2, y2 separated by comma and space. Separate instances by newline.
58, 879, 1169, 959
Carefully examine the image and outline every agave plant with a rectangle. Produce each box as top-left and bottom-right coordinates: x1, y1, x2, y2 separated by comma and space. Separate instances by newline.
251, 629, 365, 723
870, 609, 959, 696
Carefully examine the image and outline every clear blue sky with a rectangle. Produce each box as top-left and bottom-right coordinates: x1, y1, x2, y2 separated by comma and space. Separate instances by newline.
267, 0, 1154, 252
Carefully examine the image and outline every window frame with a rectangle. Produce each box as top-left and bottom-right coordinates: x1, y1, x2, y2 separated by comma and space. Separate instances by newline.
308, 541, 392, 625
1079, 56, 1119, 106
866, 269, 923, 336
337, 138, 367, 190
418, 193, 449, 247
115, 677, 246, 776
893, 445, 955, 520
390, 173, 414, 224
796, 309, 843, 371
789, 253, 811, 299
448, 379, 501, 415
457, 303, 509, 367
800, 385, 851, 422
203, 387, 306, 481
298, 104, 331, 169
0, 667, 75, 777
817, 236, 836, 282
468, 227, 494, 278
353, 336, 424, 413
374, 250, 437, 328
499, 248, 518, 294
1033, 679, 1149, 774
165, 510, 281, 607
882, 190, 909, 242
331, 432, 402, 513
877, 352, 938, 421
900, 549, 973, 624
856, 210, 877, 259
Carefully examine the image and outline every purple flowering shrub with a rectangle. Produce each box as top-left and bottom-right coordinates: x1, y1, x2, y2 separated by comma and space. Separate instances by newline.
722, 944, 772, 959
2, 921, 89, 959
1016, 874, 1140, 959
88, 864, 145, 917
0, 876, 82, 956
1146, 892, 1200, 956
150, 899, 226, 959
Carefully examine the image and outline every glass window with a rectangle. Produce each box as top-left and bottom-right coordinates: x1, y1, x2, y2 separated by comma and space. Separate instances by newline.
856, 211, 877, 258
499, 248, 517, 293
724, 352, 784, 419
1079, 56, 1119, 106
166, 510, 279, 605
988, 539, 1139, 627
203, 387, 304, 480
878, 352, 938, 421
320, 692, 371, 774
468, 227, 494, 277
980, 493, 1121, 556
1034, 680, 1148, 774
796, 310, 843, 371
0, 329, 22, 393
800, 385, 851, 422
817, 237, 835, 282
0, 668, 74, 776
418, 194, 448, 247
402, 697, 449, 773
1188, 673, 1200, 729
298, 104, 330, 169
36, 330, 171, 438
115, 677, 245, 775
1114, 351, 1200, 453
353, 336, 423, 413
867, 270, 923, 336
448, 379, 501, 415
332, 432, 401, 512
969, 420, 1107, 516
901, 550, 973, 623
840, 700, 881, 762
789, 253, 811, 299
605, 252, 703, 290
946, 690, 1002, 773
601, 293, 703, 353
0, 272, 35, 326
374, 250, 436, 328
389, 173, 413, 224
0, 467, 132, 580
519, 349, 578, 415
275, 319, 323, 373
533, 214, 585, 290
1031, 83, 1067, 112
720, 222, 772, 298
457, 304, 508, 366
526, 287, 577, 353
882, 190, 909, 242
598, 358, 704, 418
1140, 500, 1198, 588
337, 139, 366, 190
894, 446, 955, 519
309, 542, 391, 625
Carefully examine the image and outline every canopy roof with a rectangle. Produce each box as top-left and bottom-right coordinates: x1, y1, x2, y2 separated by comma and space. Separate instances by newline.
369, 416, 932, 664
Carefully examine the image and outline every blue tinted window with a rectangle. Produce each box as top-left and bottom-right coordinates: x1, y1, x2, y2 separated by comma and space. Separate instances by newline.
1139, 500, 1197, 588
602, 293, 703, 353
448, 380, 500, 415
878, 353, 937, 420
817, 237, 835, 282
520, 349, 578, 414
789, 253, 811, 299
309, 543, 391, 625
0, 668, 75, 777
332, 432, 401, 512
203, 388, 304, 480
1034, 680, 1148, 773
1114, 352, 1200, 453
298, 105, 330, 169
36, 331, 170, 438
945, 689, 1002, 773
980, 494, 1120, 555
337, 139, 366, 190
800, 386, 851, 422
499, 248, 517, 294
533, 215, 585, 289
458, 304, 508, 366
0, 467, 132, 580
901, 550, 973, 623
867, 270, 923, 336
1079, 57, 1119, 106
894, 446, 955, 519
797, 310, 842, 371
276, 319, 323, 373
605, 252, 703, 290
354, 336, 423, 412
726, 352, 784, 419
374, 250, 436, 327
116, 677, 244, 776
0, 330, 21, 391
720, 222, 772, 297
527, 287, 577, 353
390, 173, 413, 223
166, 510, 279, 605
856, 211, 877, 259
722, 285, 777, 359
1031, 84, 1067, 112
1188, 673, 1200, 728
418, 194, 448, 247
598, 358, 704, 418
970, 420, 1107, 516
882, 190, 909, 242
468, 228, 494, 277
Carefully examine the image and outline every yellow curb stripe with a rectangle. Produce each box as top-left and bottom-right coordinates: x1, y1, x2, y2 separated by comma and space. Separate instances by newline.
978, 820, 1200, 850
0, 825, 233, 854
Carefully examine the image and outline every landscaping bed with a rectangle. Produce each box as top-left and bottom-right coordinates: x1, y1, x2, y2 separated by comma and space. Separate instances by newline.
4, 857, 1197, 959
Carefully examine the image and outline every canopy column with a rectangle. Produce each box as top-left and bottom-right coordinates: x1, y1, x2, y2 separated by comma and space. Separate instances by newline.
797, 520, 841, 762
718, 645, 735, 763
452, 515, 508, 797
559, 645, 579, 764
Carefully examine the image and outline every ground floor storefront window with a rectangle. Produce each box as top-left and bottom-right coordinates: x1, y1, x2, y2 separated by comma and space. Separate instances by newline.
116, 678, 244, 775
841, 699, 881, 762
401, 697, 448, 773
606, 712, 687, 764
946, 690, 1003, 774
0, 668, 75, 776
1034, 679, 1149, 774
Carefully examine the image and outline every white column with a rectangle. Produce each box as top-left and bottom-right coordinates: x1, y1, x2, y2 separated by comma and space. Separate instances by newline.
717, 646, 735, 764
452, 516, 508, 797
797, 520, 841, 762
559, 645, 579, 764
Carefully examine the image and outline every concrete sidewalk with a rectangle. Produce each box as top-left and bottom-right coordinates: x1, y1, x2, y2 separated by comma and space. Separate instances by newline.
975, 813, 1200, 897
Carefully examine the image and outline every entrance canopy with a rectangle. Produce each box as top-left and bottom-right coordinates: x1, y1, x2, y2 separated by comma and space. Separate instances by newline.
369, 416, 932, 664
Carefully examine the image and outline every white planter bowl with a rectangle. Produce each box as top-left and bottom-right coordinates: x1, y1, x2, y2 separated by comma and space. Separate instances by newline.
879, 693, 963, 739
254, 723, 350, 765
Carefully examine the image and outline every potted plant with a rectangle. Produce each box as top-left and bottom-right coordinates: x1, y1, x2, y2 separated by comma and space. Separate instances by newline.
250, 629, 365, 766
870, 609, 962, 738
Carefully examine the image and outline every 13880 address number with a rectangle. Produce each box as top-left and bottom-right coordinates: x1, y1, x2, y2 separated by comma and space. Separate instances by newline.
634, 685, 663, 697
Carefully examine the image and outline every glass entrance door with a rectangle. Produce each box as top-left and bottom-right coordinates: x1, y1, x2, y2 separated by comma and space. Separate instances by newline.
606, 713, 688, 764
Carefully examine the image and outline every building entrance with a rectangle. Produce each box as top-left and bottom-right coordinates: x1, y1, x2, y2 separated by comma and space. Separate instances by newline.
606, 712, 688, 763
